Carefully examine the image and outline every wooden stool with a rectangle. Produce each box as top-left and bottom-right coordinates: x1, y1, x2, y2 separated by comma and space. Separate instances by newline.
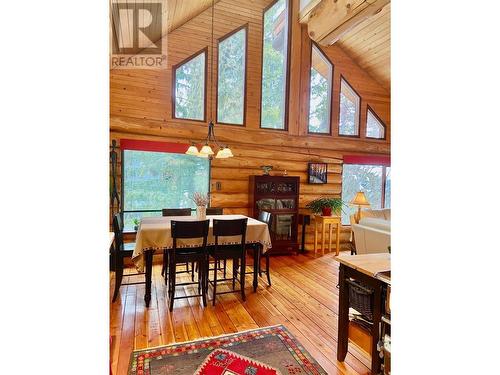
313, 215, 341, 255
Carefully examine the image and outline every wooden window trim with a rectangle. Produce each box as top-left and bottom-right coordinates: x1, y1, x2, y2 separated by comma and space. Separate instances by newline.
307, 41, 334, 136
365, 104, 387, 140
259, 0, 292, 132
338, 75, 361, 138
215, 23, 249, 127
171, 47, 208, 123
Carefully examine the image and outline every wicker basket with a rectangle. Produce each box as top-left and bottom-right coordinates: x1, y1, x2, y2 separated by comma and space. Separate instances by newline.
346, 279, 374, 321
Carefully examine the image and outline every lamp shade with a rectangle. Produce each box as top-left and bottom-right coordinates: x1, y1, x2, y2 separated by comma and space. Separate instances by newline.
215, 148, 229, 159
222, 147, 234, 158
199, 144, 214, 156
186, 144, 199, 156
350, 191, 370, 206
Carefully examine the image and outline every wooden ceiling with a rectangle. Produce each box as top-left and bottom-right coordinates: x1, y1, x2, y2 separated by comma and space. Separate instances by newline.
299, 0, 390, 92
111, 0, 218, 55
336, 3, 390, 91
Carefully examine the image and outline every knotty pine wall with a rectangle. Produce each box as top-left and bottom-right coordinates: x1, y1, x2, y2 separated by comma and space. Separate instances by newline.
110, 0, 390, 251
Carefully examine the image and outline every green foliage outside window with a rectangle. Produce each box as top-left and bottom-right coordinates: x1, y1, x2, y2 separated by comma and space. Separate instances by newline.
175, 52, 205, 120
260, 0, 288, 129
217, 28, 246, 124
339, 79, 360, 136
341, 164, 384, 224
123, 150, 209, 229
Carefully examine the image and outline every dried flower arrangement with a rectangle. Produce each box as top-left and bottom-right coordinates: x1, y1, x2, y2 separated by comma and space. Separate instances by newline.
191, 192, 209, 207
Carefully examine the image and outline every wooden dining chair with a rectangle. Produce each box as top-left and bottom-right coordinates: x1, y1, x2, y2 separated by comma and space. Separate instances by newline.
161, 208, 193, 280
206, 207, 223, 215
162, 208, 192, 216
236, 210, 272, 286
168, 220, 210, 311
208, 218, 248, 305
111, 213, 144, 302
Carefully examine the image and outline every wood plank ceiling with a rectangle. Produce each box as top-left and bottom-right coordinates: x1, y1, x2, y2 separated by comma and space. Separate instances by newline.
110, 0, 219, 55
335, 3, 390, 91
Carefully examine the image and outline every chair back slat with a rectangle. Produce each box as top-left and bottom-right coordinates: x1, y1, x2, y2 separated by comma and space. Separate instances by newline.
112, 213, 124, 251
258, 210, 272, 228
213, 218, 248, 249
171, 220, 210, 239
206, 207, 223, 215
162, 208, 191, 217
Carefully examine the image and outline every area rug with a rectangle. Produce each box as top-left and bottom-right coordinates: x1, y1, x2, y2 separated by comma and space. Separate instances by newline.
128, 325, 327, 374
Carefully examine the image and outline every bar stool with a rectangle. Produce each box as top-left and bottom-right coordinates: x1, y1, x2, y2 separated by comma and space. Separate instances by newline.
208, 218, 248, 305
168, 220, 210, 311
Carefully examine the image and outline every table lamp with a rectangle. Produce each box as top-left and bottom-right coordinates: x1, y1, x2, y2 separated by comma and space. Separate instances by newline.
350, 192, 370, 223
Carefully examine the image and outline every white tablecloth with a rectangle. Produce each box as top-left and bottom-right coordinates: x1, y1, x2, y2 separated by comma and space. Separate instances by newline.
132, 215, 272, 272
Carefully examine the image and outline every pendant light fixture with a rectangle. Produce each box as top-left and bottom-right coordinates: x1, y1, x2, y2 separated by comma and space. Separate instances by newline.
185, 0, 234, 160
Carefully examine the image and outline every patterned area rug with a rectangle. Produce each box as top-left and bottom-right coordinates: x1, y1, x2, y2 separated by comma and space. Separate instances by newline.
128, 325, 327, 374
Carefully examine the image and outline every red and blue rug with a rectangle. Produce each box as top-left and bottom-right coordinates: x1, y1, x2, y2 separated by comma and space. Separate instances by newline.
128, 325, 327, 374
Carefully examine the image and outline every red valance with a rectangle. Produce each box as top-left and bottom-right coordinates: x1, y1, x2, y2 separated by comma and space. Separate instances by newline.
120, 139, 189, 154
343, 155, 391, 166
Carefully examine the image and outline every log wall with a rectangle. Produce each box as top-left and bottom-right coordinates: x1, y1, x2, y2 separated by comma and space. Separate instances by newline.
110, 0, 390, 251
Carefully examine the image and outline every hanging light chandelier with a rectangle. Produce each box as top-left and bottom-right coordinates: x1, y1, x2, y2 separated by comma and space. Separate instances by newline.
186, 121, 234, 159
186, 0, 234, 160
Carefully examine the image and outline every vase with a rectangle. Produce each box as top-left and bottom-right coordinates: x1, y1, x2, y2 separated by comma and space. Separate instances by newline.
196, 206, 207, 220
321, 207, 332, 216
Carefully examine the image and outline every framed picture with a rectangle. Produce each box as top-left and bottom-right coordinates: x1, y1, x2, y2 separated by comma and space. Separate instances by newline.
308, 162, 328, 184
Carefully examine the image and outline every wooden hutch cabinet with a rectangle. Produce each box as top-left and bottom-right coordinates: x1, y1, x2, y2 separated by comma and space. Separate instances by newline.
249, 175, 300, 254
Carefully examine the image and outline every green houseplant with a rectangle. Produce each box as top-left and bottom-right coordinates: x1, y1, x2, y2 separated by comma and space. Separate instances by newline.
306, 197, 344, 217
133, 218, 140, 231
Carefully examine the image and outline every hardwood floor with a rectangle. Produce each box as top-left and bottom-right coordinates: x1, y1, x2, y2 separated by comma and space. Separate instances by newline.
110, 252, 371, 375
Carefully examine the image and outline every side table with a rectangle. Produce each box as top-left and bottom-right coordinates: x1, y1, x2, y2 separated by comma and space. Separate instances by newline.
313, 215, 341, 255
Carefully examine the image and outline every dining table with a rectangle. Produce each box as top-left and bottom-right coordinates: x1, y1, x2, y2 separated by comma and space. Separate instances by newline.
132, 214, 272, 306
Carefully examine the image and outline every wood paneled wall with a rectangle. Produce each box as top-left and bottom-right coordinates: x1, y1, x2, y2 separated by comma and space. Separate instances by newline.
110, 0, 390, 251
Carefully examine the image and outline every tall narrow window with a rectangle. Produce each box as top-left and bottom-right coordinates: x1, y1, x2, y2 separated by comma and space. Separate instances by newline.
173, 49, 206, 121
339, 77, 360, 136
217, 25, 247, 125
366, 106, 386, 139
260, 0, 290, 130
308, 44, 333, 134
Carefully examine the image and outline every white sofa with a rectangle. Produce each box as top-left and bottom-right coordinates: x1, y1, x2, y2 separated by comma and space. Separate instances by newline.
351, 209, 391, 254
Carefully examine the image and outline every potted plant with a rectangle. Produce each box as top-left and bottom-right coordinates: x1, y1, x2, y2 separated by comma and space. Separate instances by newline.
133, 218, 140, 231
191, 192, 209, 220
306, 197, 344, 217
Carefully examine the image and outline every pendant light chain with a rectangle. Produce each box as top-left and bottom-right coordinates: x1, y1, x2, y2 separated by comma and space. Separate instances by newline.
210, 0, 215, 122
185, 0, 233, 160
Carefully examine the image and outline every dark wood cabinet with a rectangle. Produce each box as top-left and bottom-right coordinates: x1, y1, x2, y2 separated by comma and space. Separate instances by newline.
249, 175, 300, 254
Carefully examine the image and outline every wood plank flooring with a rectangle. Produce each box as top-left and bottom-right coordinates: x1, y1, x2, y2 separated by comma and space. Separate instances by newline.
110, 252, 371, 375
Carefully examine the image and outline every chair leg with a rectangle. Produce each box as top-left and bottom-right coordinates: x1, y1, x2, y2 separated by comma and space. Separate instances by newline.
112, 255, 124, 302
161, 249, 166, 276
232, 259, 237, 289
169, 260, 175, 311
256, 246, 262, 278
201, 258, 207, 307
212, 257, 218, 306
265, 252, 271, 286
191, 261, 195, 281
240, 255, 246, 301
163, 250, 169, 285
223, 259, 227, 279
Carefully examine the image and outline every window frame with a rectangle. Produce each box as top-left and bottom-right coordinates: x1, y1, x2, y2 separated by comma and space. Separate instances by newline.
338, 75, 362, 138
215, 23, 249, 127
259, 0, 292, 132
120, 148, 212, 231
365, 104, 387, 140
307, 41, 334, 136
171, 47, 208, 123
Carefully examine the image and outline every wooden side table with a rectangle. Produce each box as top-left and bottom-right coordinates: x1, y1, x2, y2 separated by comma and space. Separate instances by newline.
313, 215, 341, 255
